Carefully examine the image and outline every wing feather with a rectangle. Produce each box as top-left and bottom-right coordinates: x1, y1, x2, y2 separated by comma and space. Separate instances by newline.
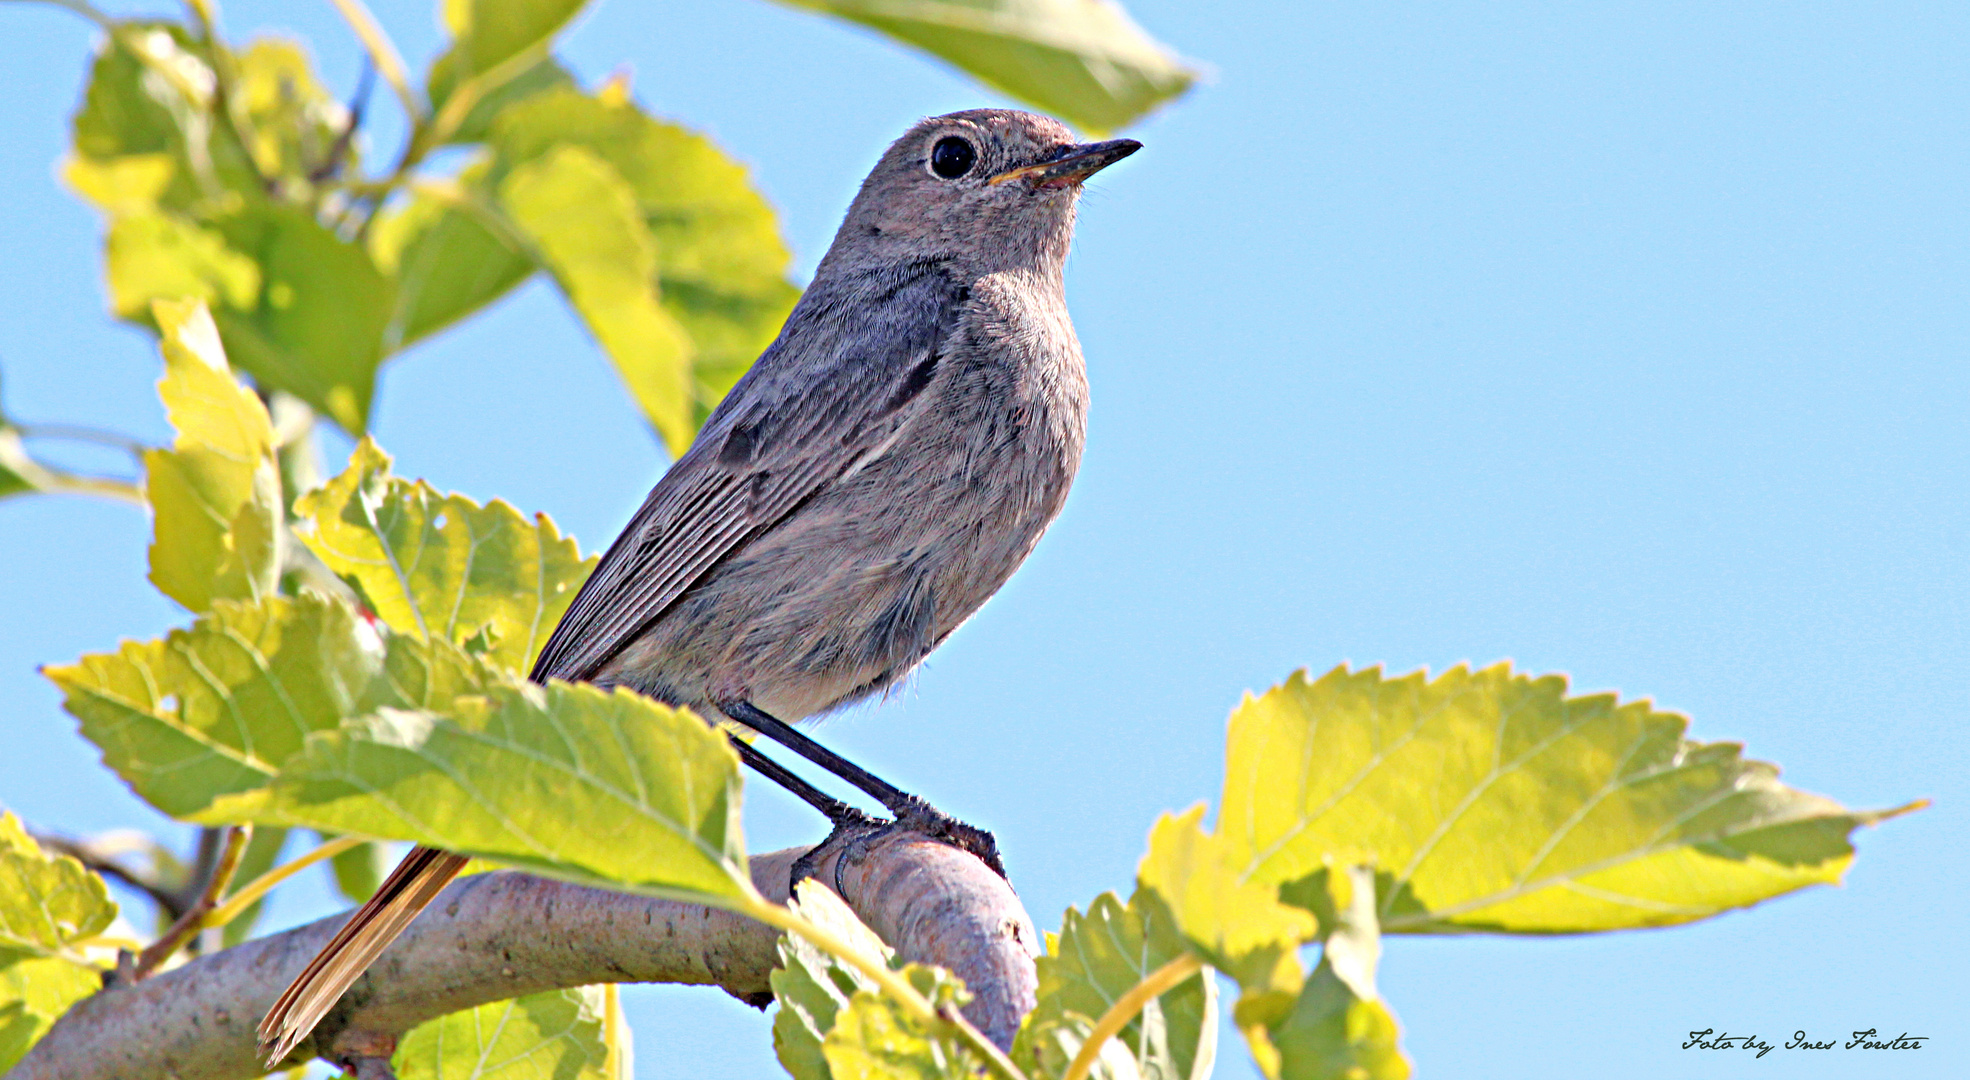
529, 264, 963, 684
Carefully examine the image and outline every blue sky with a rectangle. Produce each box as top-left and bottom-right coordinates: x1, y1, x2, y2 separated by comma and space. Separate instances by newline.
1, 2, 1964, 1077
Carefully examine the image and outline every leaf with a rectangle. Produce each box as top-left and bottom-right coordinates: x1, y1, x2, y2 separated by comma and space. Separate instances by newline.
233, 38, 352, 185
428, 0, 590, 121
395, 986, 612, 1080
254, 679, 750, 902
0, 814, 119, 1071
104, 212, 261, 319
1136, 806, 1314, 986
67, 23, 228, 215
490, 88, 799, 432
771, 882, 894, 1080
209, 203, 391, 432
822, 966, 978, 1080
1018, 889, 1216, 1080
369, 160, 537, 351
1219, 664, 1920, 934
326, 834, 389, 903
0, 814, 118, 965
294, 438, 595, 675
1253, 961, 1408, 1080
143, 298, 283, 612
770, 0, 1197, 134
500, 146, 696, 452
47, 593, 383, 822
0, 957, 101, 1073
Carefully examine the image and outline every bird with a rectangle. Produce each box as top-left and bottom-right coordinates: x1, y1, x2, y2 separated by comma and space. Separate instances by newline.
259, 108, 1139, 1065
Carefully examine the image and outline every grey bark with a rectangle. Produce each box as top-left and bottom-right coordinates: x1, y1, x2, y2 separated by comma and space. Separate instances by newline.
11, 831, 1038, 1080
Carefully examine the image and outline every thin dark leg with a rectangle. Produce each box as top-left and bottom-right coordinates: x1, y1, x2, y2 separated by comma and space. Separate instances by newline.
729, 736, 870, 824
723, 700, 1007, 881
721, 700, 913, 814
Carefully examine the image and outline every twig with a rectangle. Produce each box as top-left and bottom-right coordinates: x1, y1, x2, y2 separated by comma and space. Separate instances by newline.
1061, 953, 1205, 1080
310, 56, 375, 184
202, 836, 363, 931
130, 825, 252, 980
31, 832, 188, 923
322, 0, 419, 124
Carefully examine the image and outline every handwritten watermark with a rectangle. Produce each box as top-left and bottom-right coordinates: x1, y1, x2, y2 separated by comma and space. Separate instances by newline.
1683, 1028, 1929, 1059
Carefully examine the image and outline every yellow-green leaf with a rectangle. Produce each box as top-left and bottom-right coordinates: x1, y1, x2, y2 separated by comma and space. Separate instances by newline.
104, 213, 261, 319
770, 0, 1197, 134
1137, 806, 1315, 983
490, 89, 799, 431
771, 882, 895, 1080
234, 38, 352, 186
143, 298, 282, 612
500, 146, 695, 453
47, 593, 382, 822
1221, 664, 1919, 934
0, 814, 117, 965
256, 679, 749, 901
822, 966, 977, 1080
1017, 889, 1216, 1080
395, 986, 612, 1080
294, 438, 595, 675
429, 0, 590, 122
0, 814, 119, 1071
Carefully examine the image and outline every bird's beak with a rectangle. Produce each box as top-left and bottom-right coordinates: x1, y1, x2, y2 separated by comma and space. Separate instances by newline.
989, 138, 1143, 188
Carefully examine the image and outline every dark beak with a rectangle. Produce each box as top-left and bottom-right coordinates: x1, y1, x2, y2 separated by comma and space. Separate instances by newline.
989, 138, 1142, 188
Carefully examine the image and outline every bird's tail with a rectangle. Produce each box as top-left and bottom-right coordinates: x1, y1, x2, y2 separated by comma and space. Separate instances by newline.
258, 845, 470, 1065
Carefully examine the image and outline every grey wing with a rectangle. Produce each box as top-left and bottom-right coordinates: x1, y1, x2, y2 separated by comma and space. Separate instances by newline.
528, 264, 965, 684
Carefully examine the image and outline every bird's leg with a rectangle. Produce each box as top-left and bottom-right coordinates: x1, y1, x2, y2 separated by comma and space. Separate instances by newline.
729, 737, 875, 828
723, 700, 1007, 881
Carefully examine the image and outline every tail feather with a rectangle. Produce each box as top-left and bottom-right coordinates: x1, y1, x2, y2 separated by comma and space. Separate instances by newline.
258, 845, 470, 1065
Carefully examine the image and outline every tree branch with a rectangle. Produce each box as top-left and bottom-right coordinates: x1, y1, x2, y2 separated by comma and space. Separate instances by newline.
13, 830, 1040, 1080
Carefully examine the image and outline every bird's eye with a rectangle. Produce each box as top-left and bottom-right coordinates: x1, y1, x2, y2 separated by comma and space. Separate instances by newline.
929, 136, 977, 179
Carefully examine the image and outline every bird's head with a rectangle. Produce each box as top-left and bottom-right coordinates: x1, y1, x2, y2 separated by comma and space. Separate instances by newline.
825, 109, 1141, 276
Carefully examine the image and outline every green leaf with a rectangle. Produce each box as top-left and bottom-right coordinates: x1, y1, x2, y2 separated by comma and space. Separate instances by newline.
143, 298, 283, 612
209, 203, 391, 432
47, 593, 382, 822
325, 834, 389, 904
1018, 889, 1216, 1080
500, 146, 696, 452
254, 679, 750, 902
770, 0, 1196, 134
1255, 960, 1408, 1080
294, 438, 595, 675
490, 88, 799, 433
771, 882, 894, 1080
0, 373, 36, 501
67, 23, 228, 216
369, 161, 537, 351
822, 966, 978, 1080
395, 986, 612, 1080
1219, 664, 1919, 934
429, 0, 590, 121
0, 814, 119, 1071
1137, 806, 1314, 985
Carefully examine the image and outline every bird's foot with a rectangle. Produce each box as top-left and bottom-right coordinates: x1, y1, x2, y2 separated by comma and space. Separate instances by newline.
790, 805, 886, 892
888, 795, 1007, 881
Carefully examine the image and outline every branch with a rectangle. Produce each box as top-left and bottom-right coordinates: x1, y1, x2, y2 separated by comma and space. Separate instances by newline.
13, 831, 1040, 1080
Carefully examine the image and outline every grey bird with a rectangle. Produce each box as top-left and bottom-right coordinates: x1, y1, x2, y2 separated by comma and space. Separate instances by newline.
260, 108, 1139, 1065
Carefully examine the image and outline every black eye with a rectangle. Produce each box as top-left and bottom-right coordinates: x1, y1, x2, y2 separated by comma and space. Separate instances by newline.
930, 136, 977, 179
